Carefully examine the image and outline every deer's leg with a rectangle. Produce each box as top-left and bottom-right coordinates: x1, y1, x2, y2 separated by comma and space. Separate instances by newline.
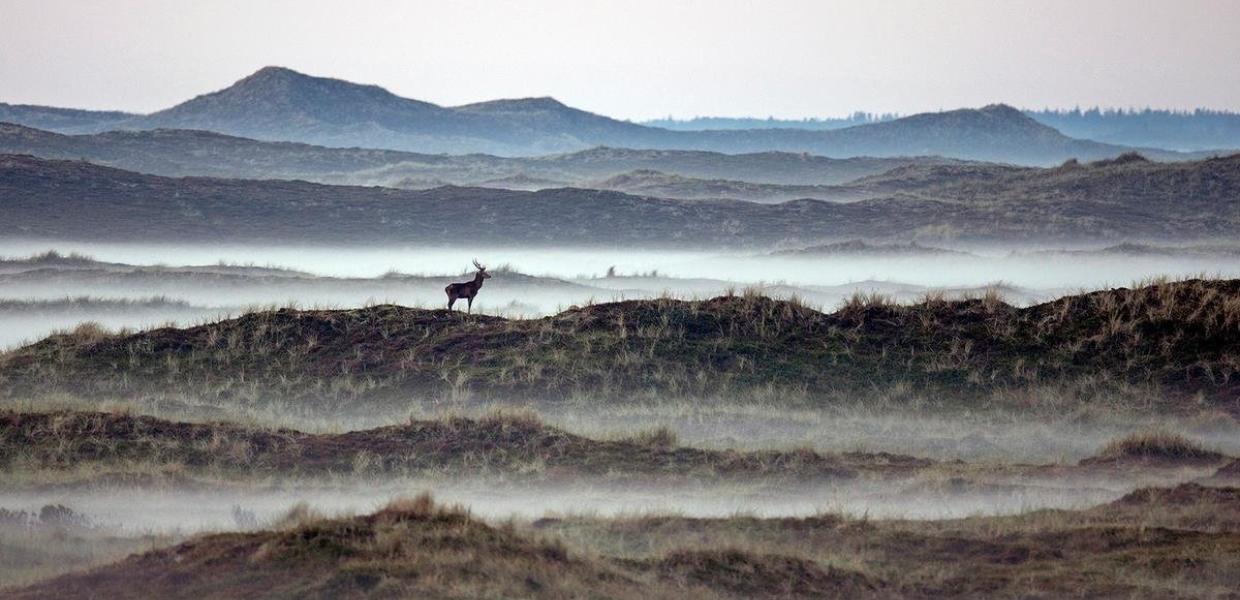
447, 296, 455, 311
467, 296, 473, 314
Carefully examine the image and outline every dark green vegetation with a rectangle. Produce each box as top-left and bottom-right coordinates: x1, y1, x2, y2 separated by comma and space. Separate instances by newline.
4, 152, 1240, 244
2, 279, 1236, 416
0, 410, 928, 481
0, 67, 1212, 162
9, 484, 1240, 599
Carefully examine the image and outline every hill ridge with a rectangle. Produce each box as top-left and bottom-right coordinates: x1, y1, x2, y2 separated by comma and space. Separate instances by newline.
3, 152, 1237, 244
0, 66, 1208, 162
2, 279, 1236, 411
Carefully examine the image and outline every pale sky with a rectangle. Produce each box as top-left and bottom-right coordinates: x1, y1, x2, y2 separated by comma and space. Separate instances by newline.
2, 0, 1238, 119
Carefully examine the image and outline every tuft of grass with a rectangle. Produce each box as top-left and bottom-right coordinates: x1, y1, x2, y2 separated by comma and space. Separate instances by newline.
627, 425, 679, 450
64, 321, 112, 344
1091, 430, 1222, 463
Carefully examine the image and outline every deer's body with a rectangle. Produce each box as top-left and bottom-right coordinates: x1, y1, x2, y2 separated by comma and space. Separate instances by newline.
446, 260, 491, 313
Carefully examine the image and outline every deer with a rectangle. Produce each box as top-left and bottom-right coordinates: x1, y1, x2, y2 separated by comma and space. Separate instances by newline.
445, 259, 492, 313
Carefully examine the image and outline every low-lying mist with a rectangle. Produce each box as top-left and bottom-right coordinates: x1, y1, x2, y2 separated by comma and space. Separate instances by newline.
0, 472, 1177, 536
2, 240, 1238, 349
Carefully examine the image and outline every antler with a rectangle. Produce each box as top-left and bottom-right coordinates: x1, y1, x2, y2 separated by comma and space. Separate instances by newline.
472, 258, 486, 271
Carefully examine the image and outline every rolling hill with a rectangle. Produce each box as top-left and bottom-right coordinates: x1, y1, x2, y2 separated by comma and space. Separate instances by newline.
1, 279, 1235, 414
0, 122, 962, 187
0, 66, 1212, 163
646, 109, 1240, 153
2, 154, 1237, 245
0, 103, 134, 134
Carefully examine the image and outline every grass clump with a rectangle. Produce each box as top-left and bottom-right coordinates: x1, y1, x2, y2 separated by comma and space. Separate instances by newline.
627, 425, 679, 450
1084, 430, 1224, 464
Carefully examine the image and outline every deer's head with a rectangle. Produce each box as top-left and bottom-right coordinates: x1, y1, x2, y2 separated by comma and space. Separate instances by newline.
473, 259, 493, 279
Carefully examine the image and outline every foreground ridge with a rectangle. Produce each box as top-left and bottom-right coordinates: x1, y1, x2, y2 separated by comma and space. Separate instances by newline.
2, 279, 1237, 412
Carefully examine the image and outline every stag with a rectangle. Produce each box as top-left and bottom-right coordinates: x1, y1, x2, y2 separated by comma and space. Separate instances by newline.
445, 259, 492, 313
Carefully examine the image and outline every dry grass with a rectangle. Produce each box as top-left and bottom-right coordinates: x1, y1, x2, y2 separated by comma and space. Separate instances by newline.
1, 278, 1236, 419
1089, 430, 1225, 464
5, 493, 678, 600
533, 481, 1240, 599
0, 410, 918, 485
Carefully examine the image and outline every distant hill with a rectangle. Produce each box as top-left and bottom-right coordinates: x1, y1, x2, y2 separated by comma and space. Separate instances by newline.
647, 108, 1240, 153
0, 122, 434, 180
0, 103, 134, 134
111, 66, 663, 155
772, 240, 970, 257
642, 112, 899, 131
724, 104, 1159, 164
2, 153, 1237, 245
0, 122, 963, 186
1027, 108, 1240, 152
1022, 242, 1240, 259
0, 66, 1213, 163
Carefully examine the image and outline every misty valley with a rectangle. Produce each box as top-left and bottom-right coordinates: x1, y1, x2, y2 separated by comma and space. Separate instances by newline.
2, 25, 1240, 599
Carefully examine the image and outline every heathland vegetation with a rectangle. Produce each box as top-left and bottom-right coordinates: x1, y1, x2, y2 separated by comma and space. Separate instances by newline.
3, 62, 1239, 600
8, 483, 1240, 599
2, 278, 1235, 417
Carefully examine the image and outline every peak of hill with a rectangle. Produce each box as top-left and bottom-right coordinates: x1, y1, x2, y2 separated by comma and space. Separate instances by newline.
131, 66, 660, 154
6, 493, 660, 599
903, 104, 1048, 133
142, 66, 458, 140
455, 96, 571, 112
6, 488, 888, 599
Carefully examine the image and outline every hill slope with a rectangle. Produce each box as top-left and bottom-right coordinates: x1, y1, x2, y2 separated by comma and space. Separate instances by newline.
0, 103, 134, 134
0, 411, 899, 480
2, 153, 1237, 244
8, 480, 1240, 598
122, 66, 663, 156
0, 123, 958, 186
592, 169, 874, 202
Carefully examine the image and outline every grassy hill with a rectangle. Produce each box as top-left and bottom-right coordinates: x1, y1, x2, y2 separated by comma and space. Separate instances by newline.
2, 279, 1235, 415
0, 410, 929, 482
9, 483, 1240, 599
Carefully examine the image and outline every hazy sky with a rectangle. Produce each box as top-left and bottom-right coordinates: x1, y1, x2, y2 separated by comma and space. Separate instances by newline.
2, 0, 1238, 119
